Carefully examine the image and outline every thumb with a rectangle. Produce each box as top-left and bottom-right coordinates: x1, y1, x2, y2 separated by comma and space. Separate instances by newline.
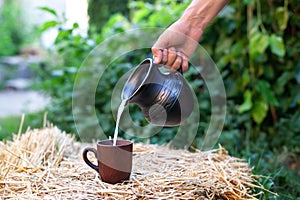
151, 47, 163, 64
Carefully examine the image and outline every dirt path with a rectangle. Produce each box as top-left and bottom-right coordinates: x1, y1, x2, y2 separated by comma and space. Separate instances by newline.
0, 89, 50, 117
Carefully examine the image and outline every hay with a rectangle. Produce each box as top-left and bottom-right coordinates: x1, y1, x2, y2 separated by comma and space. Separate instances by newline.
0, 125, 275, 199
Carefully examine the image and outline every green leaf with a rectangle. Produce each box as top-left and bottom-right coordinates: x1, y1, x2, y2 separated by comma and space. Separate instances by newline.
132, 9, 151, 23
274, 7, 289, 31
251, 99, 268, 124
255, 80, 279, 105
249, 29, 269, 59
241, 69, 250, 88
231, 42, 244, 57
73, 23, 79, 29
243, 0, 254, 5
239, 90, 253, 113
40, 21, 59, 32
55, 30, 72, 41
275, 72, 295, 95
38, 7, 58, 17
269, 34, 285, 57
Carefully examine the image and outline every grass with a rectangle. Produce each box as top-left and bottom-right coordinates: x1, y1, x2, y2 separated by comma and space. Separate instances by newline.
218, 131, 300, 199
0, 111, 44, 140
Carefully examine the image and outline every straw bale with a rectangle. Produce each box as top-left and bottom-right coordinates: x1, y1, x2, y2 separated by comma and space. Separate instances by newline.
0, 126, 274, 199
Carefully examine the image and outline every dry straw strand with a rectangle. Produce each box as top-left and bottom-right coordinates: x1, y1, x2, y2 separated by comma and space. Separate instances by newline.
0, 124, 276, 199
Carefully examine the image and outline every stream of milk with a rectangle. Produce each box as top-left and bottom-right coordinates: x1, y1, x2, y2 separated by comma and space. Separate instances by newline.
113, 100, 127, 146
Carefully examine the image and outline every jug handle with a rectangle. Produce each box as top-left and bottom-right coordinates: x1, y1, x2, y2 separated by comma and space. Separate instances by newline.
177, 66, 183, 74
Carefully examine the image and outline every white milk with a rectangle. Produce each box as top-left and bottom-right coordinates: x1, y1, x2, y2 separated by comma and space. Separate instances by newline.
113, 100, 127, 146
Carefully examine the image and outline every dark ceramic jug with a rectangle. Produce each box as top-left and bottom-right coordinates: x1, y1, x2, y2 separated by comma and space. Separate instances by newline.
121, 58, 194, 126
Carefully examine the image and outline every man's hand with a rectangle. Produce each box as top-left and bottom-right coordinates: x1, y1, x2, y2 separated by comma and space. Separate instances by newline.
151, 20, 202, 73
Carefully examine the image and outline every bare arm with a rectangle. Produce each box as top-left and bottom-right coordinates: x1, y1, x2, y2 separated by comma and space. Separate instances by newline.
152, 0, 229, 72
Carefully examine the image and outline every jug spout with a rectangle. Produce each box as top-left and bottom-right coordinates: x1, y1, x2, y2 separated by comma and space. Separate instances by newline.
121, 58, 154, 101
121, 58, 194, 127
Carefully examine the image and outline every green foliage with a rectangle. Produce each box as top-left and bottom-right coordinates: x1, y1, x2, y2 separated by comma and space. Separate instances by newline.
0, 0, 27, 56
204, 0, 300, 197
87, 0, 156, 33
128, 0, 189, 27
0, 112, 44, 140
32, 7, 98, 133
34, 0, 300, 198
88, 0, 130, 33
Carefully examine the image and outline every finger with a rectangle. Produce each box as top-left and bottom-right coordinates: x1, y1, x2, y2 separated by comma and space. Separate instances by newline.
181, 55, 189, 73
176, 52, 189, 73
162, 49, 168, 64
165, 47, 177, 67
171, 55, 182, 72
151, 47, 163, 64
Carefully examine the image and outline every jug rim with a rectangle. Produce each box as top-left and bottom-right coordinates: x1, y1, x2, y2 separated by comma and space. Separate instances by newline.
121, 58, 153, 101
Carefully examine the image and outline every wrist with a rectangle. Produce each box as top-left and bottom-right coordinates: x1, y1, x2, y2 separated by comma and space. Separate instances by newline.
179, 0, 229, 41
177, 16, 205, 42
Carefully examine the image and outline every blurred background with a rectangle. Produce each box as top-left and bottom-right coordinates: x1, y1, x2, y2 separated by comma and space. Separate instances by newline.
0, 0, 299, 198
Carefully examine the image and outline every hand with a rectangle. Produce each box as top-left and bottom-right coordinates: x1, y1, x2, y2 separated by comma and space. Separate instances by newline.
151, 20, 203, 73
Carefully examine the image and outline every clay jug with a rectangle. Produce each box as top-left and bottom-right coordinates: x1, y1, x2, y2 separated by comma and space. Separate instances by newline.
121, 58, 194, 126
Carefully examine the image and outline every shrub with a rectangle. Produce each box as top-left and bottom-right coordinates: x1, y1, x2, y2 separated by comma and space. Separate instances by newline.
0, 0, 27, 56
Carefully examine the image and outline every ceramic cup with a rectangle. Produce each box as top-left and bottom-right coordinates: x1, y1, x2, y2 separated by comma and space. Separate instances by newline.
82, 139, 133, 184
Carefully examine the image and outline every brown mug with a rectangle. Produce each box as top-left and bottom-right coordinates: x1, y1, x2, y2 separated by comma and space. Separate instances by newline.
82, 139, 133, 184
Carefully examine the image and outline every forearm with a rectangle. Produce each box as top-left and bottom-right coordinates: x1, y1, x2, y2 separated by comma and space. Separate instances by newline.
179, 0, 230, 41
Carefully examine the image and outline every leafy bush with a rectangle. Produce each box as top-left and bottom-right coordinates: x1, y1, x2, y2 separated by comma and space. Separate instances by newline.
201, 0, 300, 197
34, 0, 300, 198
32, 7, 98, 133
87, 0, 156, 33
0, 0, 27, 56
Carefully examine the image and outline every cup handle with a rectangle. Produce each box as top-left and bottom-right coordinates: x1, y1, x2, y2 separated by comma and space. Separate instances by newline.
82, 147, 99, 172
